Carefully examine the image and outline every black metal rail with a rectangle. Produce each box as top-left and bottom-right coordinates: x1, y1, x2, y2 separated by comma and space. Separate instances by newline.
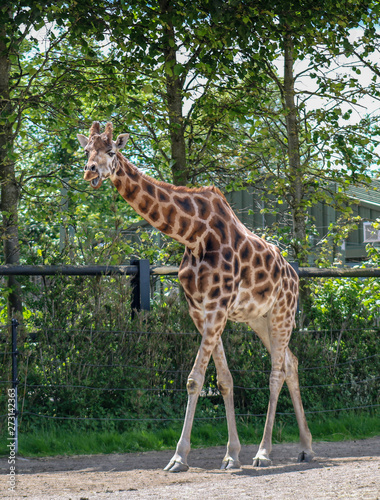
1, 262, 379, 315
0, 264, 379, 277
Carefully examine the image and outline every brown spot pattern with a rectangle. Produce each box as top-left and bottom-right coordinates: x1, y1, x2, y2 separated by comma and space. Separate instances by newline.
174, 196, 195, 216
162, 205, 176, 226
194, 196, 211, 219
149, 204, 160, 222
138, 194, 152, 213
213, 217, 228, 242
178, 217, 191, 237
158, 189, 169, 202
125, 183, 140, 202
187, 220, 206, 243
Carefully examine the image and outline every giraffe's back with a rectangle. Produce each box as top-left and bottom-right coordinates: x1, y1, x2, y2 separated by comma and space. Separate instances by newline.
227, 227, 297, 322
179, 211, 299, 328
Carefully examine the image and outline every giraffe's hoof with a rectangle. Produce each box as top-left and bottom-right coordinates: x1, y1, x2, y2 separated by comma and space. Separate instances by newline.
164, 460, 189, 473
253, 456, 272, 467
221, 458, 241, 470
297, 451, 314, 463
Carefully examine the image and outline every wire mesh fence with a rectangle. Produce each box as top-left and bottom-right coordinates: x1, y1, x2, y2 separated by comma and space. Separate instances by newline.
0, 263, 379, 453
1, 321, 379, 439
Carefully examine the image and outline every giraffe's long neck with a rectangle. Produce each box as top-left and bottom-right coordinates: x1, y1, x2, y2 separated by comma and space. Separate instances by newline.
110, 153, 231, 252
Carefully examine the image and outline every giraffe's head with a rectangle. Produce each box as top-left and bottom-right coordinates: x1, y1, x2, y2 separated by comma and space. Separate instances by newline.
77, 121, 129, 189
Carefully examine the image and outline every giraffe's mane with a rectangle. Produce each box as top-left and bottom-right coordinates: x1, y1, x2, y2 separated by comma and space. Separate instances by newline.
118, 153, 228, 201
156, 180, 226, 200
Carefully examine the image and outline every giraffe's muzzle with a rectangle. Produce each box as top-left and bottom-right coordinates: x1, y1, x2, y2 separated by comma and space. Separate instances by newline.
90, 176, 102, 188
84, 170, 103, 189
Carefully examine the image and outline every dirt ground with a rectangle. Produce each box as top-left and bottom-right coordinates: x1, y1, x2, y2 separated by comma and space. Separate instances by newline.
1, 437, 379, 499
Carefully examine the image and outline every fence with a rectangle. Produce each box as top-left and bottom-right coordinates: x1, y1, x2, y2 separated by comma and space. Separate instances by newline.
0, 262, 379, 455
1, 261, 380, 313
1, 325, 379, 455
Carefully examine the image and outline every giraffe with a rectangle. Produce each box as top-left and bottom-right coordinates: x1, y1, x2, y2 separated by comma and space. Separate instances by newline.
77, 121, 314, 472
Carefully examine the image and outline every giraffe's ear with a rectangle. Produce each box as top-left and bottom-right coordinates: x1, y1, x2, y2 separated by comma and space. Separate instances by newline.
114, 133, 129, 150
77, 134, 89, 148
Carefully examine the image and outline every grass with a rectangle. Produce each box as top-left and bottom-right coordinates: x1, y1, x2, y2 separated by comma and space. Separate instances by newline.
0, 411, 378, 457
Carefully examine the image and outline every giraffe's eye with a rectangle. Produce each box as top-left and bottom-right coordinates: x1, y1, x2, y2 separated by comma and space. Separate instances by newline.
108, 151, 115, 157
85, 150, 89, 157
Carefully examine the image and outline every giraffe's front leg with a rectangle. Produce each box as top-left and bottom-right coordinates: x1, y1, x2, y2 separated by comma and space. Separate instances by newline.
163, 375, 202, 472
164, 318, 225, 473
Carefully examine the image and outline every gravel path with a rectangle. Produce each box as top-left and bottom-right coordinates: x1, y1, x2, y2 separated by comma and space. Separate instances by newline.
1, 437, 379, 499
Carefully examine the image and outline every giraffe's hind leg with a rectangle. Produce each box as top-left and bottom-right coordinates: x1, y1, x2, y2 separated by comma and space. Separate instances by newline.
284, 348, 314, 462
248, 316, 285, 467
248, 315, 313, 466
253, 358, 286, 467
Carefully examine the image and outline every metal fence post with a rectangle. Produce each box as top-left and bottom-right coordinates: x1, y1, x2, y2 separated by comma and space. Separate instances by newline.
131, 259, 151, 317
290, 261, 299, 276
11, 318, 19, 454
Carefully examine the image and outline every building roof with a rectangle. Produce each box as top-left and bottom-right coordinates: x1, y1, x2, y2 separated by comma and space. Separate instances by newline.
348, 179, 380, 207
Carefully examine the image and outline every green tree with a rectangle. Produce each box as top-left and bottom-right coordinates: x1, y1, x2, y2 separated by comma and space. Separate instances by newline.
213, 0, 380, 263
3, 0, 380, 321
0, 0, 114, 318
69, 0, 255, 186
0, 2, 52, 317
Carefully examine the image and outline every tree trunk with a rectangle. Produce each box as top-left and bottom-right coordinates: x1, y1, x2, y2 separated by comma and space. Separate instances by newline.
283, 30, 311, 322
0, 23, 23, 319
283, 31, 308, 265
159, 0, 188, 186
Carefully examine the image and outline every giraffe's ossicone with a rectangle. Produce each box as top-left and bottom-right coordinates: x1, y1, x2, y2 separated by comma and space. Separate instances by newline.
78, 122, 314, 472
